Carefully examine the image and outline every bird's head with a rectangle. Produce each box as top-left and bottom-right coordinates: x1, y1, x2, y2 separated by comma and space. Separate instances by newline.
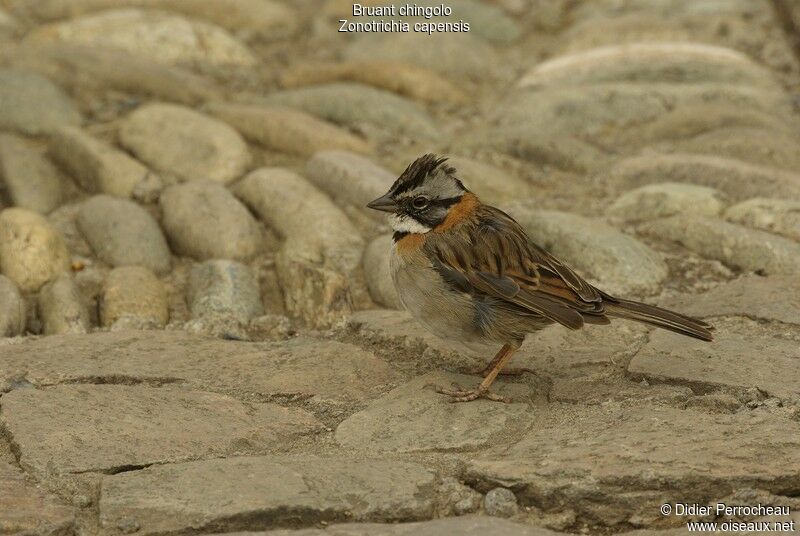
367, 154, 469, 234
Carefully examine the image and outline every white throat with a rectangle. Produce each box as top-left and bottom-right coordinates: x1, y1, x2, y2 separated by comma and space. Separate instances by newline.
389, 213, 432, 234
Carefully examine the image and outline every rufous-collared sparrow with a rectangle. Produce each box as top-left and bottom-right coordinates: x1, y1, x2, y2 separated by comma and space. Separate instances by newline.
367, 154, 713, 403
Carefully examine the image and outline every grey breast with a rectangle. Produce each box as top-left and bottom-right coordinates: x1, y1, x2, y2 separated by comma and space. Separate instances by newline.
390, 245, 484, 345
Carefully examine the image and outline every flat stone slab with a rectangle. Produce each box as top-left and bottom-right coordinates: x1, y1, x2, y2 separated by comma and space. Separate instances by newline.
346, 309, 462, 362
660, 275, 800, 326
99, 456, 437, 534
0, 462, 75, 535
1, 384, 322, 476
515, 321, 648, 379
235, 516, 561, 535
336, 372, 532, 453
0, 331, 396, 405
628, 327, 800, 399
465, 403, 800, 531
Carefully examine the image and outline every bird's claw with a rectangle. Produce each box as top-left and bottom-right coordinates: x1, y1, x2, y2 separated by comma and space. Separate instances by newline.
425, 382, 512, 403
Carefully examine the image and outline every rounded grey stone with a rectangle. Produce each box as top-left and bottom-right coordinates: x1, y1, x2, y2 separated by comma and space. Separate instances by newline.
0, 134, 63, 214
100, 266, 169, 328
491, 84, 791, 171
38, 273, 90, 335
205, 101, 372, 156
518, 43, 779, 89
607, 182, 725, 223
344, 32, 498, 79
0, 68, 82, 136
118, 103, 251, 184
446, 156, 532, 205
265, 83, 439, 140
49, 126, 161, 201
724, 198, 800, 241
0, 208, 71, 292
305, 150, 394, 220
439, 476, 482, 516
233, 168, 365, 328
459, 122, 608, 174
363, 234, 401, 309
182, 315, 248, 341
508, 207, 668, 295
25, 9, 258, 68
608, 153, 800, 203
247, 314, 292, 341
77, 195, 171, 274
159, 181, 262, 261
484, 487, 519, 518
0, 274, 25, 336
641, 215, 800, 276
187, 259, 264, 323
21, 0, 296, 36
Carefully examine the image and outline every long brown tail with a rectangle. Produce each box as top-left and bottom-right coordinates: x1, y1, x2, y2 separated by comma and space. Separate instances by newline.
604, 296, 714, 341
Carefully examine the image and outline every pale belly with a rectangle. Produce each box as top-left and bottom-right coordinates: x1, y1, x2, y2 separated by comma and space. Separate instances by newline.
390, 247, 488, 349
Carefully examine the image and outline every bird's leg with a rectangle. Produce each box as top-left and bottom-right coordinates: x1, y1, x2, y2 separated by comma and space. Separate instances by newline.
429, 343, 519, 403
469, 347, 535, 377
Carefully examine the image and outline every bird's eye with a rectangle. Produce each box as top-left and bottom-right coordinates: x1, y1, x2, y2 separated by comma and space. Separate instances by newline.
412, 196, 429, 209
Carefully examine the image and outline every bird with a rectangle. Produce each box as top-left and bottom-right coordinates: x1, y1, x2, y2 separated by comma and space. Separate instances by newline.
366, 154, 714, 403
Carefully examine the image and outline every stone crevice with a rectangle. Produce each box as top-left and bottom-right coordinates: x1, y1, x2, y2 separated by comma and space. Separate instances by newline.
0, 420, 23, 467
78, 462, 156, 476
57, 374, 186, 387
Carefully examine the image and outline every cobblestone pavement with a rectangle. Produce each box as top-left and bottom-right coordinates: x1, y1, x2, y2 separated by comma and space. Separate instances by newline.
1, 1, 800, 535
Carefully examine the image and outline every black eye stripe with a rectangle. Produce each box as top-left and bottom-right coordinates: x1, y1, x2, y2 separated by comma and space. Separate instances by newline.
403, 196, 461, 210
431, 196, 461, 208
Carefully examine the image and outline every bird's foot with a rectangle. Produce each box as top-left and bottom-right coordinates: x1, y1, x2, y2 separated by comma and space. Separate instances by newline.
425, 382, 512, 403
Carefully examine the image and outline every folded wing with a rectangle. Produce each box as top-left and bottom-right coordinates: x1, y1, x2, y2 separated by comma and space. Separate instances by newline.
425, 205, 609, 330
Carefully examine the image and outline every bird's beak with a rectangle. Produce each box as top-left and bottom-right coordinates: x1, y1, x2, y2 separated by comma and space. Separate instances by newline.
366, 192, 398, 213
